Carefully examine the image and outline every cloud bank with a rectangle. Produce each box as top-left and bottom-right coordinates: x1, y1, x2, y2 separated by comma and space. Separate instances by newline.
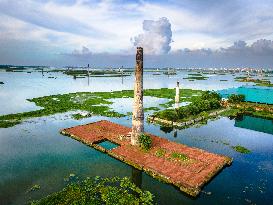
132, 17, 172, 54
63, 39, 273, 68
1, 0, 273, 67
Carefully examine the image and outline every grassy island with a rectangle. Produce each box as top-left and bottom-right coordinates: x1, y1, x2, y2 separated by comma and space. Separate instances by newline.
152, 91, 222, 123
221, 102, 273, 120
183, 73, 208, 81
63, 69, 132, 78
235, 76, 273, 87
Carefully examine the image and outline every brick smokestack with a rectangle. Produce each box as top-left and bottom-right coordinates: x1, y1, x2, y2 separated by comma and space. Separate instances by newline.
131, 47, 144, 146
175, 81, 180, 109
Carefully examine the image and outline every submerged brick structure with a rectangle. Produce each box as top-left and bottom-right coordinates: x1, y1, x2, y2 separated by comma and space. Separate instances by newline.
61, 120, 232, 197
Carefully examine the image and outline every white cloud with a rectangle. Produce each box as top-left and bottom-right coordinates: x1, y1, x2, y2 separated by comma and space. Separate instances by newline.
1, 0, 273, 66
132, 17, 172, 54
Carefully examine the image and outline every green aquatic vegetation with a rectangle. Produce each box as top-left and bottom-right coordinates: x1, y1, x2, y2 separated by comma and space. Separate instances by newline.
63, 173, 77, 182
154, 91, 222, 122
0, 120, 21, 128
30, 176, 154, 205
64, 69, 132, 78
126, 112, 133, 116
90, 74, 131, 77
0, 81, 4, 84
144, 107, 161, 112
72, 113, 92, 120
188, 73, 203, 76
221, 108, 243, 118
232, 145, 251, 154
228, 94, 245, 103
27, 184, 41, 193
146, 88, 202, 109
248, 110, 273, 120
234, 76, 247, 80
170, 152, 189, 161
255, 82, 273, 87
183, 74, 208, 80
183, 76, 208, 80
235, 76, 273, 87
144, 88, 202, 100
0, 88, 201, 128
221, 103, 273, 120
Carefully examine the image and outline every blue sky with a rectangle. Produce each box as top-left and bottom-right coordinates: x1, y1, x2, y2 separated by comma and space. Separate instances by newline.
0, 0, 273, 67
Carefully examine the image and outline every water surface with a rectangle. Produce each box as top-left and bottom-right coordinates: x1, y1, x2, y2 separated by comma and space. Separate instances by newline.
0, 70, 272, 205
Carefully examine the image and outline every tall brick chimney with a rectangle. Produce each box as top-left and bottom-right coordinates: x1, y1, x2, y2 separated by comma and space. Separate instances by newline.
131, 47, 144, 146
175, 81, 180, 109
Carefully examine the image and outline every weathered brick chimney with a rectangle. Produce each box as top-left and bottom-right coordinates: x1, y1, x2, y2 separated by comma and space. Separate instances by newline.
175, 81, 180, 109
131, 47, 144, 146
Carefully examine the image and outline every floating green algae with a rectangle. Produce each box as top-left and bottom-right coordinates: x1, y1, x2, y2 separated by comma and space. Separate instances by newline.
30, 176, 154, 205
232, 145, 251, 154
0, 88, 202, 128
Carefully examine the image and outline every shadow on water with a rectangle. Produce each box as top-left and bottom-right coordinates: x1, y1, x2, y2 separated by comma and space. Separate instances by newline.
235, 115, 273, 135
131, 167, 142, 189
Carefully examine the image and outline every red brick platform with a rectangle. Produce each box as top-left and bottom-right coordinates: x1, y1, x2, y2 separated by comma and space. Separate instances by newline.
61, 120, 232, 197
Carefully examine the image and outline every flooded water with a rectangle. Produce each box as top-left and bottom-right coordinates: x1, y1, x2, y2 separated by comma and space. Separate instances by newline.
219, 86, 273, 104
0, 69, 273, 205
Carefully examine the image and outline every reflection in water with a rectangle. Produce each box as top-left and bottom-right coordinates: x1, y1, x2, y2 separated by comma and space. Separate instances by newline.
87, 64, 90, 86
1, 69, 273, 205
235, 115, 273, 135
131, 167, 142, 189
173, 129, 178, 138
160, 125, 173, 133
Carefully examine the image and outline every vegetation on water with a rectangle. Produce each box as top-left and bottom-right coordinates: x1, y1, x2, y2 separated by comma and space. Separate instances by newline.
27, 184, 41, 193
144, 107, 161, 112
153, 91, 221, 122
63, 69, 132, 78
183, 76, 208, 80
227, 94, 245, 103
72, 113, 92, 120
232, 145, 251, 154
0, 81, 4, 84
139, 134, 152, 151
183, 73, 208, 80
221, 102, 273, 120
188, 73, 203, 76
235, 76, 273, 87
0, 88, 202, 128
30, 176, 154, 205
